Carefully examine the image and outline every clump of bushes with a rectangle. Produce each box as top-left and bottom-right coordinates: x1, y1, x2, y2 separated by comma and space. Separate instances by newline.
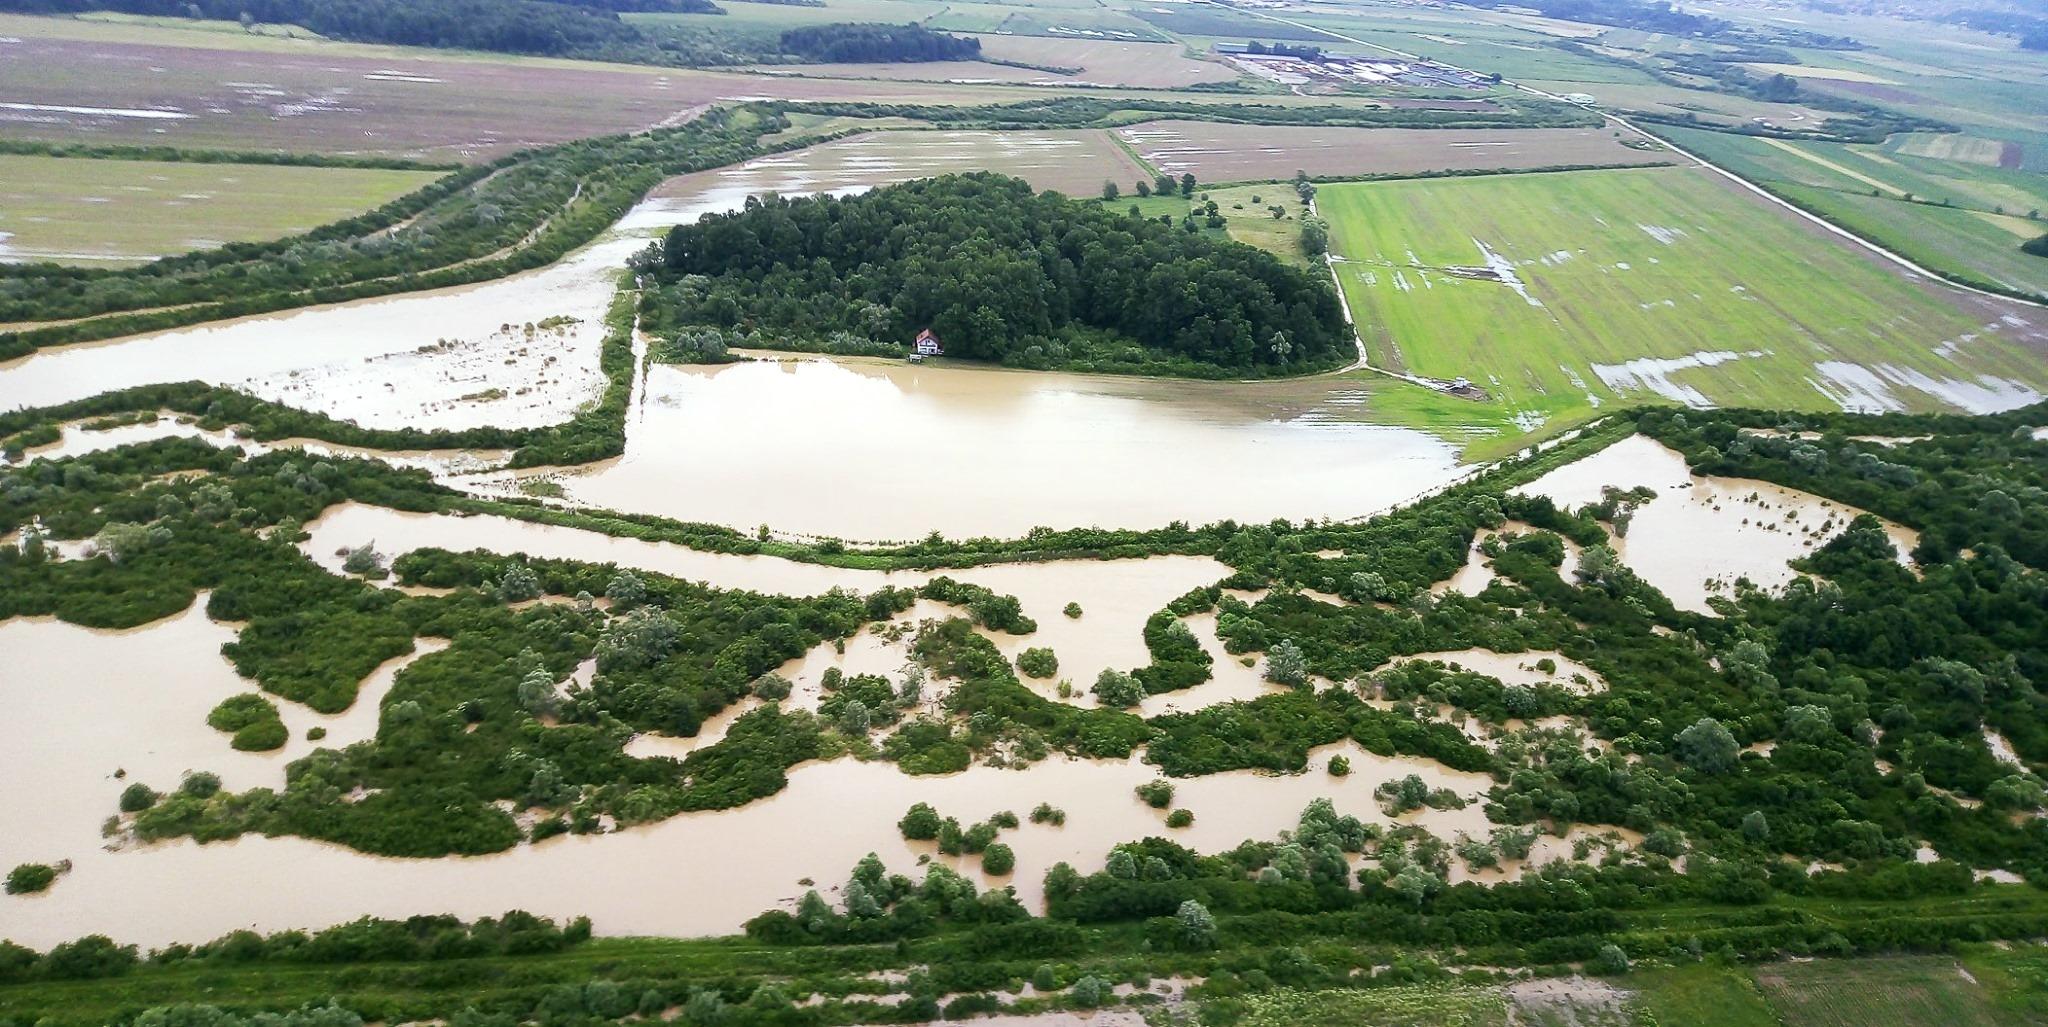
1136, 780, 1174, 809
1016, 647, 1059, 679
206, 693, 288, 752
5, 862, 62, 895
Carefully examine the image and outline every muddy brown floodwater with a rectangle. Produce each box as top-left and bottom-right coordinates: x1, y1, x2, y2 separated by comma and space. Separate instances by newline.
1514, 433, 1918, 612
0, 597, 1502, 949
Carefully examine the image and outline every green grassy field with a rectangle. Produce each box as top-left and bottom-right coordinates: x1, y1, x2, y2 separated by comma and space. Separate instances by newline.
1658, 126, 2048, 299
1754, 956, 2030, 1027
1317, 165, 2048, 434
0, 155, 443, 265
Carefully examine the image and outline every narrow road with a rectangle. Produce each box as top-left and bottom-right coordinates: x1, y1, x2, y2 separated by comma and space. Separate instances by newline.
1204, 0, 2048, 312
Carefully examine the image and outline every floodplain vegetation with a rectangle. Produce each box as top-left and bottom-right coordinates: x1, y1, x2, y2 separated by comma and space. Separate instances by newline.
2, 396, 2046, 1025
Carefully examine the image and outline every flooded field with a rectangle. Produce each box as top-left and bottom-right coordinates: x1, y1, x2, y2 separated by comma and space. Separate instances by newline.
489, 356, 1464, 539
1515, 433, 1919, 612
0, 599, 1499, 950
1116, 121, 1675, 181
652, 129, 1152, 199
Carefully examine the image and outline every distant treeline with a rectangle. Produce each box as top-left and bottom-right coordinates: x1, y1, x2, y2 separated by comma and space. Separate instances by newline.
1242, 40, 1326, 61
648, 174, 1350, 376
0, 0, 987, 66
1943, 8, 2048, 50
0, 0, 715, 56
777, 23, 980, 63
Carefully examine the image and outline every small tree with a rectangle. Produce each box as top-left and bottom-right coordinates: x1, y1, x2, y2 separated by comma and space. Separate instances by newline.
1135, 780, 1174, 809
1175, 899, 1217, 948
1135, 179, 1151, 197
1179, 172, 1196, 197
518, 667, 561, 718
898, 802, 943, 840
1069, 975, 1108, 1008
118, 783, 158, 813
1166, 808, 1194, 828
495, 562, 541, 603
981, 843, 1015, 875
839, 699, 873, 735
1741, 810, 1770, 841
1593, 943, 1631, 975
605, 569, 648, 609
1091, 668, 1145, 708
341, 541, 387, 579
1674, 717, 1740, 774
1264, 639, 1310, 689
751, 673, 793, 701
1017, 647, 1059, 679
1101, 180, 1120, 201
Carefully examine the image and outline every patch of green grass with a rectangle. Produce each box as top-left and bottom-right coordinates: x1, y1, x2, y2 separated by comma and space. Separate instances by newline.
1631, 964, 1778, 1027
1233, 984, 1511, 1027
0, 155, 444, 265
1753, 955, 2027, 1027
1317, 165, 2048, 432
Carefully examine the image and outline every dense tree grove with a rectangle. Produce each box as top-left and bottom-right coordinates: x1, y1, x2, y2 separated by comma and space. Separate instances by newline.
776, 23, 979, 62
648, 174, 1349, 375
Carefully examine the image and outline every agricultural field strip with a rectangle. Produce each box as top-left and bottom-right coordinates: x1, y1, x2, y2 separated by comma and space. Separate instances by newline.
1199, 0, 2048, 311
0, 154, 443, 265
1317, 165, 2048, 423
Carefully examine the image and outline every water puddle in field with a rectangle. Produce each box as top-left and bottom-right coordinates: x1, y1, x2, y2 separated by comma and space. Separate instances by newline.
0, 598, 1504, 949
1807, 360, 2042, 415
1514, 434, 1917, 613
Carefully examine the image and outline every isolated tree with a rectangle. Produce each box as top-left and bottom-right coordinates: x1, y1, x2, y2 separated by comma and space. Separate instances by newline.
341, 541, 387, 579
1101, 180, 1119, 201
1135, 179, 1151, 197
898, 802, 943, 840
1179, 172, 1196, 197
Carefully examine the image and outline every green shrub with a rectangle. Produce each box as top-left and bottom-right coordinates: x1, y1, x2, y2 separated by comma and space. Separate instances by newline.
1017, 647, 1059, 679
117, 783, 158, 813
1136, 780, 1175, 809
5, 863, 58, 895
1166, 808, 1195, 828
982, 843, 1016, 875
